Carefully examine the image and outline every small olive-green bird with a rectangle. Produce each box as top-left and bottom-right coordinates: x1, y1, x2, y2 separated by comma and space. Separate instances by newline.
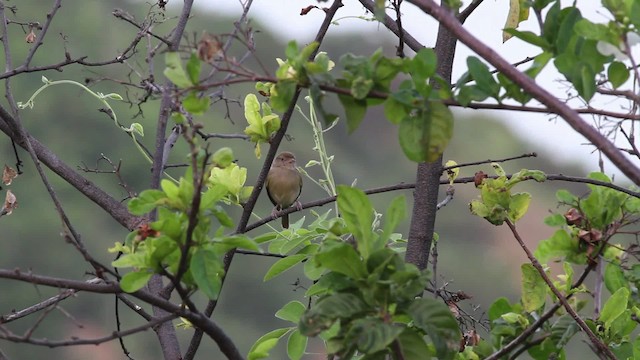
266, 151, 303, 228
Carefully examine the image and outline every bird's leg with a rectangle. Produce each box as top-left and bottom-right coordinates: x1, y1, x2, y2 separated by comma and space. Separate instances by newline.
294, 200, 302, 211
271, 205, 282, 218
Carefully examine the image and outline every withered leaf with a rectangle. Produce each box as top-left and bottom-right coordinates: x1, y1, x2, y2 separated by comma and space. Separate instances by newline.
2, 165, 17, 185
2, 190, 17, 215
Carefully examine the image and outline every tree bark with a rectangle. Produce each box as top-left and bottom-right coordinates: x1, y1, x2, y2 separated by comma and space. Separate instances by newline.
405, 6, 458, 270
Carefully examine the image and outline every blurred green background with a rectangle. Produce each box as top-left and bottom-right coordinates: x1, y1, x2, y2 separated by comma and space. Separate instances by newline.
0, 1, 598, 359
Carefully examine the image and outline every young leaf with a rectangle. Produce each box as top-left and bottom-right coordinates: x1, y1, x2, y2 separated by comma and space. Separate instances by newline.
183, 92, 210, 115
276, 301, 307, 323
534, 230, 581, 263
338, 94, 367, 133
599, 287, 629, 330
128, 189, 166, 215
379, 195, 406, 246
190, 247, 223, 300
287, 329, 307, 360
271, 80, 297, 112
508, 192, 531, 222
521, 263, 546, 312
264, 254, 307, 281
488, 297, 513, 321
604, 261, 627, 295
248, 328, 291, 360
336, 185, 374, 258
608, 61, 630, 88
163, 52, 193, 88
120, 271, 153, 293
467, 57, 500, 97
186, 52, 201, 85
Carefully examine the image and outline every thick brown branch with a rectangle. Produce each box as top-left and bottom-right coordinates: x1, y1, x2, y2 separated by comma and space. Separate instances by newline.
407, 0, 640, 184
0, 109, 143, 230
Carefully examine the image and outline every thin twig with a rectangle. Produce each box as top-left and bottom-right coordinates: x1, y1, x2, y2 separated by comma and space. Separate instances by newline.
504, 220, 616, 359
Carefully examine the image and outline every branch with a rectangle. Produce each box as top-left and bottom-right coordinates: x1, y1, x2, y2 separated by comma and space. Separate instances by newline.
504, 220, 615, 359
357, 0, 424, 52
0, 109, 143, 230
458, 0, 484, 23
0, 278, 103, 324
243, 172, 640, 232
407, 0, 640, 184
146, 2, 196, 359
0, 314, 177, 348
0, 270, 245, 360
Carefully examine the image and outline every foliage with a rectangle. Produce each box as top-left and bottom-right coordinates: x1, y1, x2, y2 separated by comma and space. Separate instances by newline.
4, 1, 640, 360
111, 162, 257, 298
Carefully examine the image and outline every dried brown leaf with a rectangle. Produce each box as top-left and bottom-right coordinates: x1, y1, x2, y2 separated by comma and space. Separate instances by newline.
2, 165, 17, 185
3, 190, 17, 215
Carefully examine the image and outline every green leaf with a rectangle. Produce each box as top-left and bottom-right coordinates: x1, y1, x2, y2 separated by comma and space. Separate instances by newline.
574, 19, 612, 41
128, 189, 166, 215
190, 247, 223, 300
186, 52, 201, 85
544, 213, 566, 227
264, 254, 307, 281
351, 77, 374, 99
550, 314, 579, 348
503, 29, 551, 49
395, 329, 432, 360
271, 80, 297, 112
217, 235, 259, 252
380, 195, 406, 246
409, 48, 437, 92
555, 189, 577, 205
508, 192, 531, 222
338, 94, 367, 133
164, 52, 193, 88
211, 147, 234, 169
120, 271, 153, 293
383, 96, 408, 124
276, 301, 307, 323
599, 287, 629, 330
578, 64, 596, 102
287, 329, 307, 360
407, 298, 460, 360
399, 101, 454, 163
467, 57, 500, 98
521, 263, 546, 312
315, 241, 367, 279
534, 230, 582, 263
488, 297, 513, 321
527, 337, 563, 360
604, 261, 627, 294
346, 318, 403, 354
248, 328, 290, 360
183, 92, 210, 115
608, 61, 630, 88
336, 185, 374, 259
299, 293, 368, 336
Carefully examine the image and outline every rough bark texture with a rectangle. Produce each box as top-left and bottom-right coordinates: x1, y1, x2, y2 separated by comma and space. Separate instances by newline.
405, 7, 458, 270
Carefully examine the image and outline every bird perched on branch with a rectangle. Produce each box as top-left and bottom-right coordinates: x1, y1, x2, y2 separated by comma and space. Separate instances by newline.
266, 151, 303, 228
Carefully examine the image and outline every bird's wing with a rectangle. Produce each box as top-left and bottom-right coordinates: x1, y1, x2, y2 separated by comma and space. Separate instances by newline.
265, 169, 278, 207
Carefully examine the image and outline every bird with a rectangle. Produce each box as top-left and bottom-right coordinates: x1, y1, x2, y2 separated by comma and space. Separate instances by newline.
265, 151, 303, 228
